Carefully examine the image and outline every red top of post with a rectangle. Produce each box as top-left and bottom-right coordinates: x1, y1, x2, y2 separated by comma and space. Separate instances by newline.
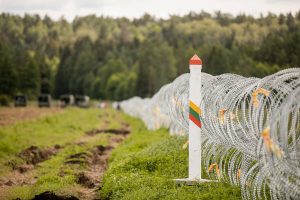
189, 54, 202, 65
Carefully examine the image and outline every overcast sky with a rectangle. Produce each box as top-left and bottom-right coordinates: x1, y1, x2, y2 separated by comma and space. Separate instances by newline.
0, 0, 299, 21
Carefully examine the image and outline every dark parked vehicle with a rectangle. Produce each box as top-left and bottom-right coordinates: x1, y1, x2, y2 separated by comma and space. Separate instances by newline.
14, 95, 27, 107
60, 95, 75, 107
38, 94, 51, 107
75, 95, 90, 108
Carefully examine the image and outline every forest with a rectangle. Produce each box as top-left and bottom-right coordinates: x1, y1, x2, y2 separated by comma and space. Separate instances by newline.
0, 11, 300, 101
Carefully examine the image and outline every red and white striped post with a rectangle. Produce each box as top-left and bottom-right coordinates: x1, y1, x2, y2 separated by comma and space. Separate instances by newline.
175, 54, 213, 184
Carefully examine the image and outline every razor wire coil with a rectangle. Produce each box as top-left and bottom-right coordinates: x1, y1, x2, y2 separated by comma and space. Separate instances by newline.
120, 68, 300, 200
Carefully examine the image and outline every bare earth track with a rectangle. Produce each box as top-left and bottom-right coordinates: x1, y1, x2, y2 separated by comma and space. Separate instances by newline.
0, 106, 62, 126
0, 108, 131, 200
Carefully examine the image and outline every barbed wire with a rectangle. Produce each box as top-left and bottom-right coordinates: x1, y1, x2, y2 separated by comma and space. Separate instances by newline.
120, 68, 300, 200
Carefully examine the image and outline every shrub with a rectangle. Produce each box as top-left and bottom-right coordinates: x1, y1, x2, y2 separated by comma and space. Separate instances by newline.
0, 95, 11, 106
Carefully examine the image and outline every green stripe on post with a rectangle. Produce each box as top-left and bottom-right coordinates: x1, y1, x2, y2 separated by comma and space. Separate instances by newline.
189, 107, 200, 121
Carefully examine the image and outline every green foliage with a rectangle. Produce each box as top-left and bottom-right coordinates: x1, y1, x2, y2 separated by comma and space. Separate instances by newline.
1, 12, 300, 99
136, 39, 176, 96
99, 116, 242, 200
0, 94, 11, 106
0, 43, 17, 96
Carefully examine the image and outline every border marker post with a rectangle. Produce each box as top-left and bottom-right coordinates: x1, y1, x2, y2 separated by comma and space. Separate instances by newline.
174, 54, 214, 185
188, 54, 202, 180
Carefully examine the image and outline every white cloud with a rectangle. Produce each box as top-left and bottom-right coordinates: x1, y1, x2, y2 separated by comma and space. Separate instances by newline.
0, 0, 63, 10
0, 0, 299, 21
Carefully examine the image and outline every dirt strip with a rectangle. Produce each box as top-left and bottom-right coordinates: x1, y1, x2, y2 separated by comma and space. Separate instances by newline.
62, 134, 129, 199
0, 107, 62, 126
0, 122, 131, 200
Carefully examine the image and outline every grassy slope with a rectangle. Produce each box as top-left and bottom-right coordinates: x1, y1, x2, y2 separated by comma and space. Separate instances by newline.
0, 108, 243, 199
0, 108, 102, 176
0, 108, 123, 199
99, 115, 242, 200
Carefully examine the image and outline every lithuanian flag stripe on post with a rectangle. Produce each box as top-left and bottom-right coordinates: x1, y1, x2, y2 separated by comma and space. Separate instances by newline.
189, 101, 202, 128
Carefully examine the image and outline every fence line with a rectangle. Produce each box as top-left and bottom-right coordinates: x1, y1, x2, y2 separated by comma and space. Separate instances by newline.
120, 67, 300, 200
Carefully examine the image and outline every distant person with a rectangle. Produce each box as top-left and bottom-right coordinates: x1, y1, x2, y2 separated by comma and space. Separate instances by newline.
116, 103, 121, 111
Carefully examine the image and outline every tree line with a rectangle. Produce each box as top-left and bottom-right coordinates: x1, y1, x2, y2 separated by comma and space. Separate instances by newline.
0, 11, 300, 101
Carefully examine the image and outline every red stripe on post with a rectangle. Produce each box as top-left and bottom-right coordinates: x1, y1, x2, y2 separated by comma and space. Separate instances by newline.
189, 59, 202, 65
189, 54, 202, 65
189, 114, 202, 128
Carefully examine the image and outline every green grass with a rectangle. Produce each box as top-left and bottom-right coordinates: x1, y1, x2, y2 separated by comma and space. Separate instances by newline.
98, 115, 242, 200
0, 107, 128, 200
4, 133, 109, 199
0, 108, 103, 176
0, 107, 242, 199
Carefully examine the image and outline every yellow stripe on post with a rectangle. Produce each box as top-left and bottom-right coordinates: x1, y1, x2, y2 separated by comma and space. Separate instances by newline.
189, 101, 201, 115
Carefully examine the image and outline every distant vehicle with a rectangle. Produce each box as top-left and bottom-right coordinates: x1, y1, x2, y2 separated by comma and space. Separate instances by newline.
60, 94, 75, 107
75, 95, 90, 108
14, 95, 27, 107
38, 94, 51, 107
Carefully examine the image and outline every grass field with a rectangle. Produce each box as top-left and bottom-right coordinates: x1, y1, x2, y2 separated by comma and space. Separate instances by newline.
0, 107, 130, 199
98, 114, 242, 200
0, 107, 242, 200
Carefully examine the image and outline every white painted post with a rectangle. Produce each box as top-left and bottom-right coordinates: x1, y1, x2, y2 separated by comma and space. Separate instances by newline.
175, 54, 213, 184
188, 54, 202, 180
